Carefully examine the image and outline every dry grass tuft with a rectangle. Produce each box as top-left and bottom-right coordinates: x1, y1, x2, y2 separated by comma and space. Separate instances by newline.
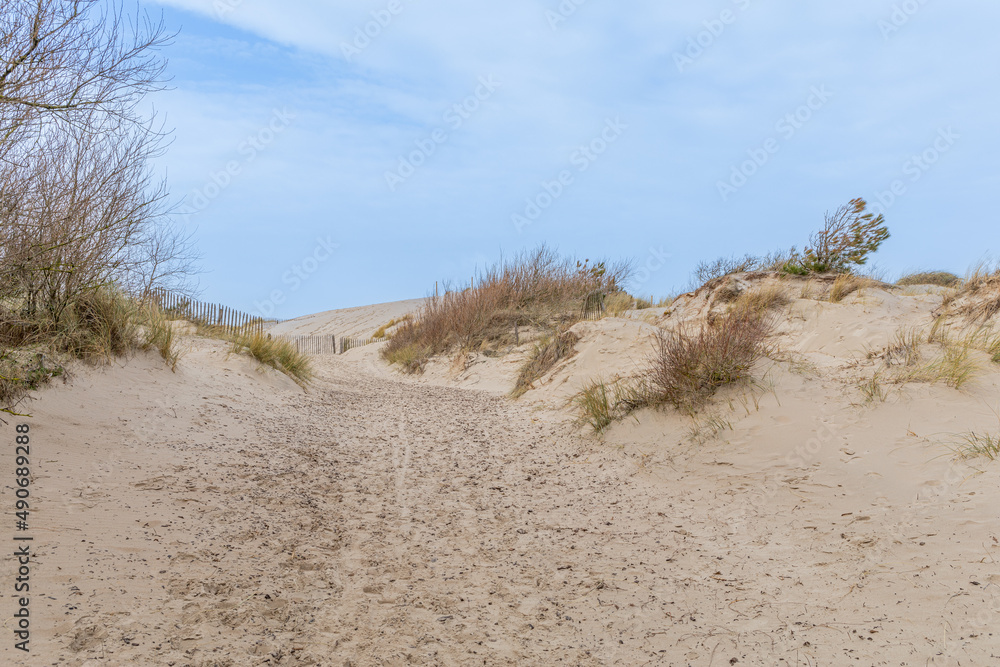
954, 431, 1000, 460
575, 376, 651, 433
230, 332, 313, 387
603, 292, 634, 316
951, 408, 1000, 461
730, 284, 791, 317
857, 371, 888, 403
372, 314, 413, 340
382, 340, 431, 374
828, 274, 875, 303
383, 246, 628, 371
512, 331, 579, 398
897, 271, 961, 287
139, 304, 181, 371
940, 262, 1000, 324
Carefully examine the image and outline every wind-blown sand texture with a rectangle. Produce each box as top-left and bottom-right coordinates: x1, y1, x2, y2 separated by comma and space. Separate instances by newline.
3, 278, 1000, 665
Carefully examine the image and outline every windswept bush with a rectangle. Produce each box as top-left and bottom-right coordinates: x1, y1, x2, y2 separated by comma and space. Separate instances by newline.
797, 198, 889, 274
382, 246, 630, 371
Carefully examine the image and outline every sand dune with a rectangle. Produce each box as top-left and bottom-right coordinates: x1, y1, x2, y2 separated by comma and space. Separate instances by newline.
4, 278, 1000, 665
269, 298, 425, 340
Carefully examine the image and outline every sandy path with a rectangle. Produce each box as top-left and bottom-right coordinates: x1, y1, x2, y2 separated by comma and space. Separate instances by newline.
5, 341, 1000, 665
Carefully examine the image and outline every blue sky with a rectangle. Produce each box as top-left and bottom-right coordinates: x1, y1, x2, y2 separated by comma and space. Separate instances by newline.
146, 0, 999, 319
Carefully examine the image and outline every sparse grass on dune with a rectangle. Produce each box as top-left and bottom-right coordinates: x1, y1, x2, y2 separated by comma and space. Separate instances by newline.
229, 332, 313, 387
869, 323, 994, 391
954, 430, 1000, 461
575, 376, 651, 433
828, 274, 876, 303
576, 309, 776, 431
0, 288, 184, 410
576, 379, 615, 433
950, 407, 1000, 461
730, 284, 791, 317
914, 343, 979, 389
953, 262, 1000, 323
897, 271, 961, 287
512, 331, 579, 398
857, 371, 888, 403
382, 339, 431, 374
372, 314, 413, 340
139, 304, 181, 371
382, 246, 629, 372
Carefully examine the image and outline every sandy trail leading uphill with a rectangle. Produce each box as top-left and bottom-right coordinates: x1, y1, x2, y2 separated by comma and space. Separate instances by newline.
4, 336, 999, 666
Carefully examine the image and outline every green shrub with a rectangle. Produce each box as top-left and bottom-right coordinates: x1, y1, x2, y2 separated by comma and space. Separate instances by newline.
800, 198, 889, 273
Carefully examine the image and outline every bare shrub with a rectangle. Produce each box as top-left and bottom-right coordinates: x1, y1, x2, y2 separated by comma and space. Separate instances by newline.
693, 250, 791, 285
0, 2, 192, 403
648, 311, 775, 412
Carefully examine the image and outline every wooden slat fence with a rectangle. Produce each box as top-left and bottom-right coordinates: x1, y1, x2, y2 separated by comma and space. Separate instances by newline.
152, 288, 275, 337
339, 336, 388, 354
275, 334, 337, 355
581, 291, 606, 321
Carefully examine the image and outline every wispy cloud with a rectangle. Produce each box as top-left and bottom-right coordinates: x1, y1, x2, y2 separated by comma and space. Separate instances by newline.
148, 0, 1000, 316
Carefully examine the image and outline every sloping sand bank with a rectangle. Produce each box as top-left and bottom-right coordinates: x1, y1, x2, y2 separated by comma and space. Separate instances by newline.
3, 282, 1000, 665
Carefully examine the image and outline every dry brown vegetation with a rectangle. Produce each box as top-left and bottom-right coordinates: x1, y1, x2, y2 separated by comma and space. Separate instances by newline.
383, 247, 629, 373
828, 274, 876, 303
577, 308, 777, 431
897, 271, 961, 287
511, 330, 580, 398
647, 310, 776, 413
953, 264, 1000, 323
0, 2, 191, 412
